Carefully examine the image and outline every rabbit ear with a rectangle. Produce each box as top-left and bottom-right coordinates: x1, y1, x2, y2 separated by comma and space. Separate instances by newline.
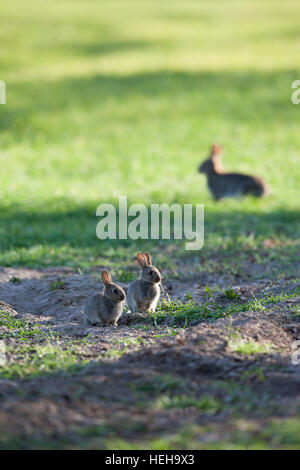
145, 252, 152, 266
101, 270, 112, 286
137, 252, 146, 269
211, 144, 223, 159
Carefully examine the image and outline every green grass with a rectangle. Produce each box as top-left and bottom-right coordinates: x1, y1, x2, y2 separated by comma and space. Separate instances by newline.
9, 276, 22, 284
2, 418, 300, 450
291, 306, 300, 318
228, 337, 272, 355
49, 278, 65, 290
102, 418, 300, 450
153, 289, 300, 324
224, 287, 240, 300
241, 367, 266, 383
156, 395, 223, 415
131, 373, 187, 394
0, 341, 89, 379
0, 310, 44, 339
0, 0, 299, 267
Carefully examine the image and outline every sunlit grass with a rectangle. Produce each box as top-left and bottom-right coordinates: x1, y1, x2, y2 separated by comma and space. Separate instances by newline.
0, 340, 88, 379
228, 337, 273, 355
153, 289, 300, 325
0, 310, 44, 339
0, 0, 299, 268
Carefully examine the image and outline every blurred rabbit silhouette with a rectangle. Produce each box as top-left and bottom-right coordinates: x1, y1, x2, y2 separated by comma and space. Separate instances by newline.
199, 144, 269, 200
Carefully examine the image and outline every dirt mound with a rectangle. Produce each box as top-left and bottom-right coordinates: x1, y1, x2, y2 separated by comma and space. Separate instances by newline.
120, 311, 293, 379
0, 267, 99, 321
0, 266, 299, 449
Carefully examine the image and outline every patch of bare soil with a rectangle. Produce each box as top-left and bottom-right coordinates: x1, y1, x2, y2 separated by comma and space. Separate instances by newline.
0, 265, 299, 449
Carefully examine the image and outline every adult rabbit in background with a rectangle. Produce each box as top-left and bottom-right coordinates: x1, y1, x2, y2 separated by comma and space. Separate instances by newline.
199, 144, 269, 200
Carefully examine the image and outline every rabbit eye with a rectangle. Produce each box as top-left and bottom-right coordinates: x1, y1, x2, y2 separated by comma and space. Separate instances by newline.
113, 288, 119, 294
149, 270, 153, 275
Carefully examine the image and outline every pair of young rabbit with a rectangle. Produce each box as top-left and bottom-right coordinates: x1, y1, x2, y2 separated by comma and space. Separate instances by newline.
83, 252, 161, 327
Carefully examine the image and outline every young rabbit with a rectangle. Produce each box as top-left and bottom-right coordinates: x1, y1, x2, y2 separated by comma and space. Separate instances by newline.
83, 271, 126, 326
127, 252, 161, 314
198, 144, 269, 200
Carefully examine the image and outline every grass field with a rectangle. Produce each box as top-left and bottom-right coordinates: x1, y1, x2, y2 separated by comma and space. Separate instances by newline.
0, 0, 300, 450
1, 0, 300, 267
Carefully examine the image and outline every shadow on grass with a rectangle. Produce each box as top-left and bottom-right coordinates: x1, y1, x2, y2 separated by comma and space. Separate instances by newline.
66, 39, 164, 57
2, 69, 299, 133
0, 199, 299, 267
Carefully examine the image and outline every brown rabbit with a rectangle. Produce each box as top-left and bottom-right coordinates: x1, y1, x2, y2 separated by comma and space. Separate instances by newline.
83, 271, 126, 326
127, 252, 161, 314
198, 144, 269, 200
